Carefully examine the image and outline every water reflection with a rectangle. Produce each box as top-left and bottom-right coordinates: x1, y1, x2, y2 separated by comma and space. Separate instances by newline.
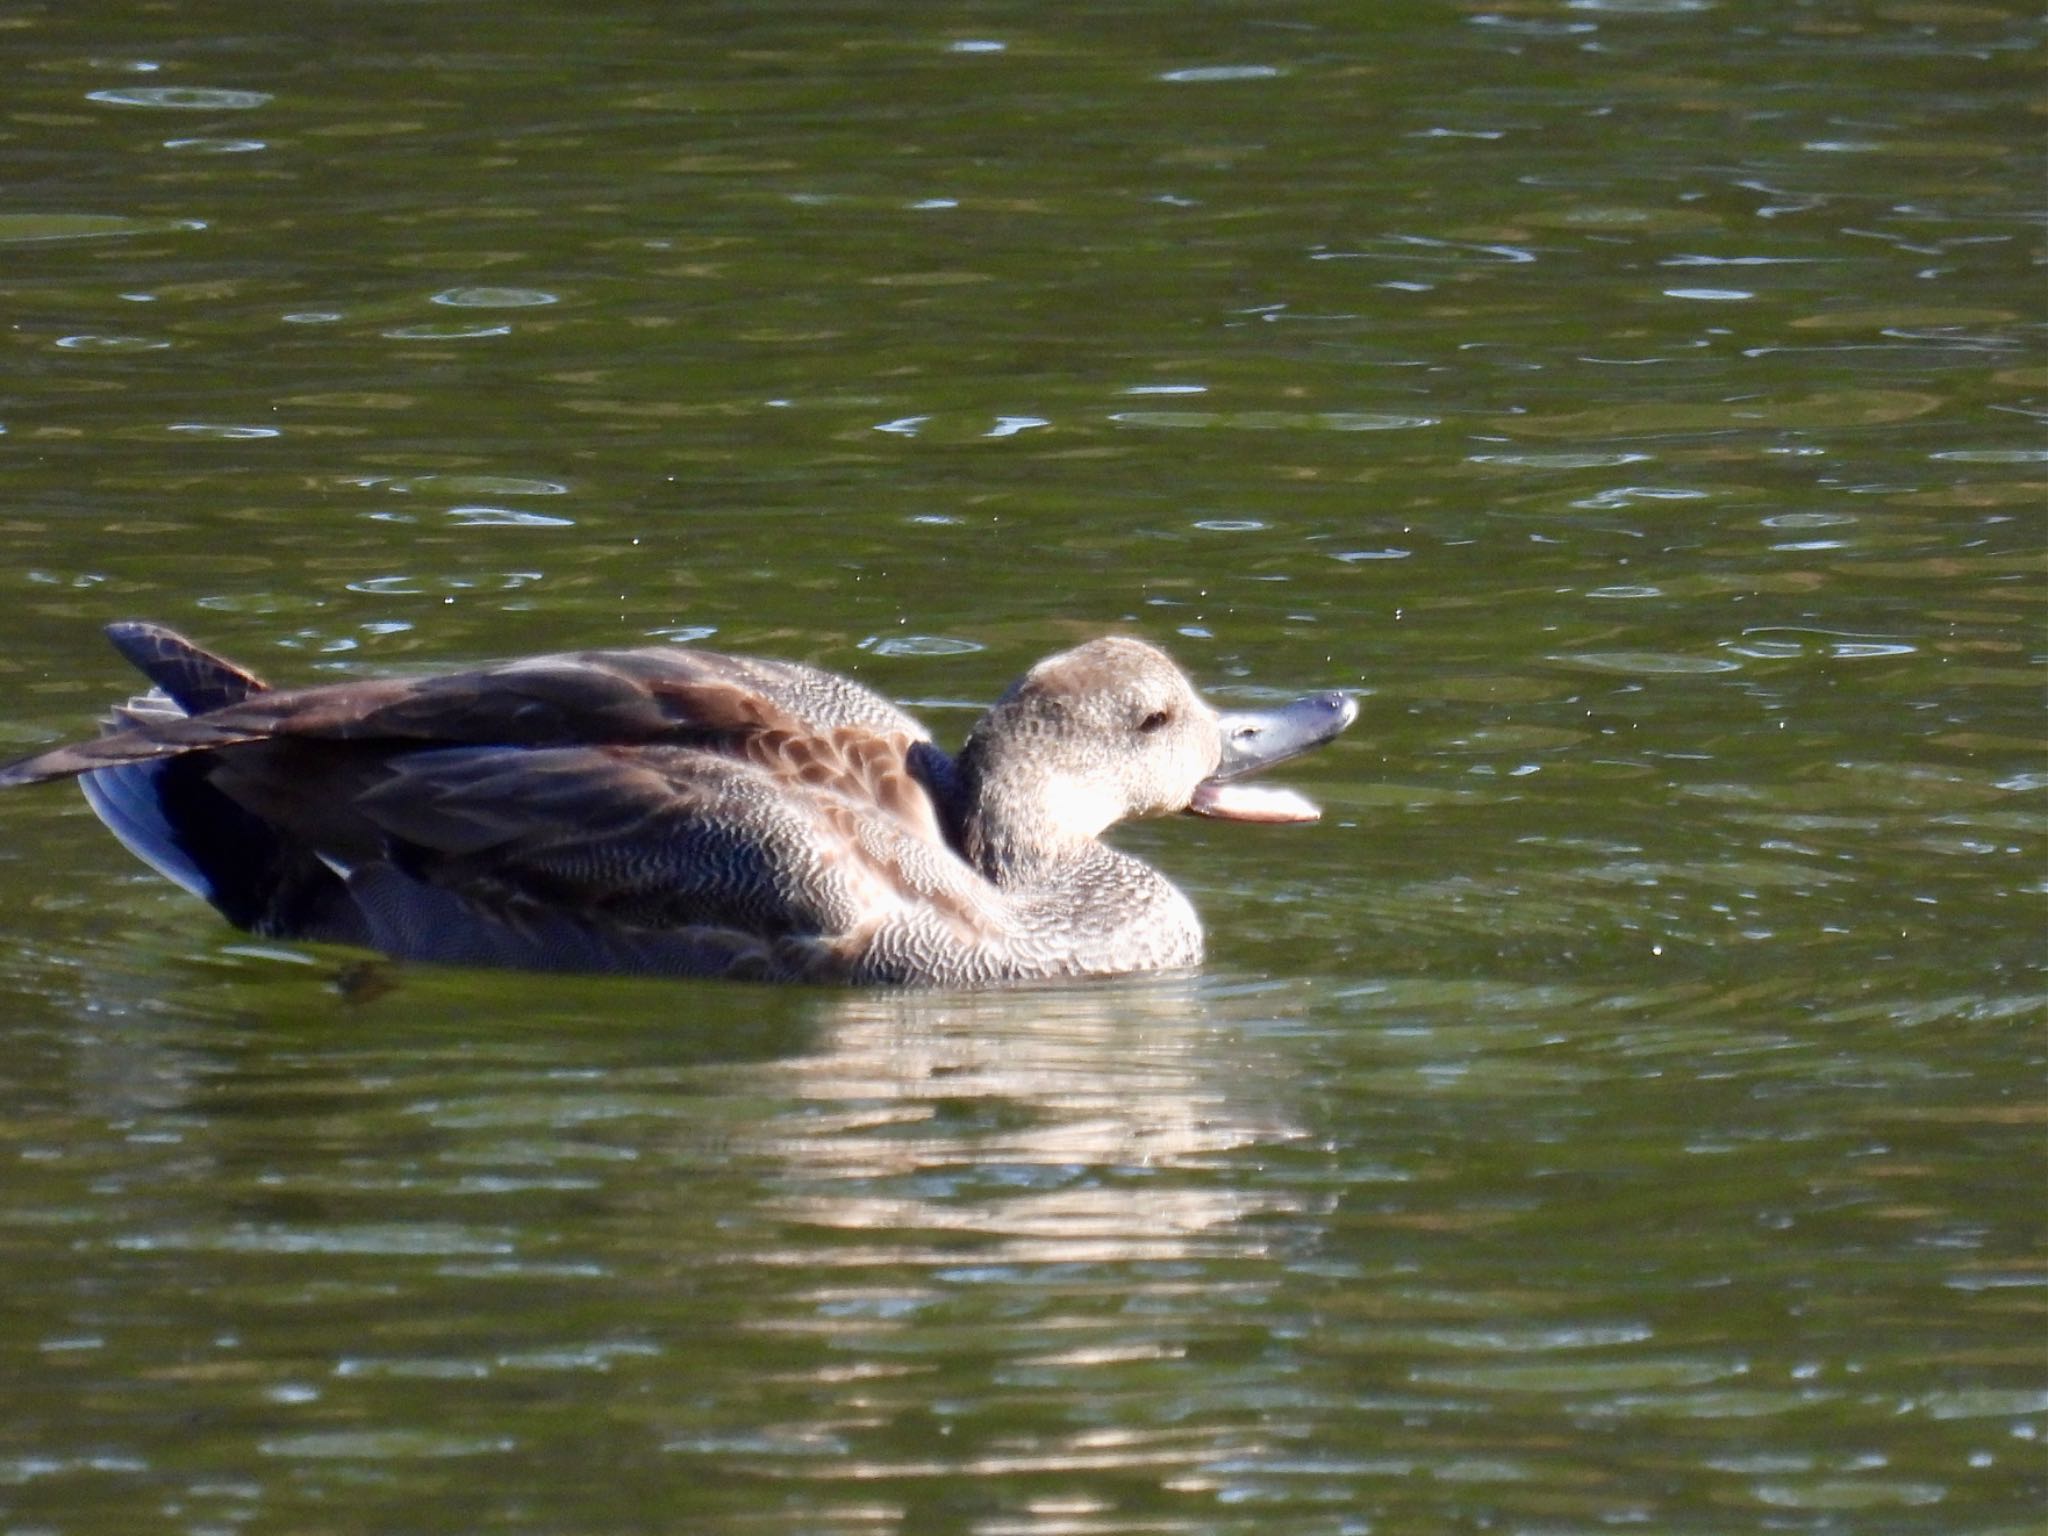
4, 900, 2039, 1528
746, 981, 1307, 1263
643, 979, 1333, 1505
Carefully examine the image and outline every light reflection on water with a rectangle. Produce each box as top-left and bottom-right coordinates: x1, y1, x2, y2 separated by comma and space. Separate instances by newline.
744, 982, 1308, 1259
0, 916, 2039, 1528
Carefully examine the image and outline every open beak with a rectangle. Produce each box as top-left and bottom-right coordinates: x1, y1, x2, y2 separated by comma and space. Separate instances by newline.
1188, 690, 1358, 823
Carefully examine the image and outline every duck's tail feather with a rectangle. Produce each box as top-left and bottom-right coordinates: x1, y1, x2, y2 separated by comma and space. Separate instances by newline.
78, 758, 219, 903
0, 625, 274, 789
105, 621, 269, 714
78, 751, 363, 942
9, 623, 362, 943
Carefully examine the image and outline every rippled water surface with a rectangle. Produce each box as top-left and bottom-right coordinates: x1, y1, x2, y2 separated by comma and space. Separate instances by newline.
1, 1, 2041, 1532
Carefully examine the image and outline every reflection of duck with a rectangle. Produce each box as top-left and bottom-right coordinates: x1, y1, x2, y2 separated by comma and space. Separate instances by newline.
1, 624, 1354, 985
780, 979, 1309, 1161
756, 982, 1313, 1247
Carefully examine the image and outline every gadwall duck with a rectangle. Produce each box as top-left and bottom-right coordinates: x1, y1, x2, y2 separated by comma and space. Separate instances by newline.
0, 623, 1356, 985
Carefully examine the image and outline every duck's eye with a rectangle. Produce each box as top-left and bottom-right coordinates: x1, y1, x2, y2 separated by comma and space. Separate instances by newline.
1137, 709, 1172, 734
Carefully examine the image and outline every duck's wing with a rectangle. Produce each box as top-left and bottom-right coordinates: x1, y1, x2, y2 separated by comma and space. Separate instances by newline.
304, 739, 996, 980
0, 632, 931, 792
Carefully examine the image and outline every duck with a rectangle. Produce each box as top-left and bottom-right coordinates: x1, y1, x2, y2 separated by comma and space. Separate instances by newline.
0, 623, 1356, 986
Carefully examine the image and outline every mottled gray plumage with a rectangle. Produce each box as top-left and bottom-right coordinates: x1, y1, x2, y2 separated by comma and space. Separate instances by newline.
2, 623, 1356, 986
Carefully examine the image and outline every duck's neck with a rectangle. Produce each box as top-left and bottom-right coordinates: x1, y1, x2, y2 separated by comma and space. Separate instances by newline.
957, 766, 1096, 888
956, 704, 1153, 886
942, 746, 1204, 976
976, 827, 1207, 976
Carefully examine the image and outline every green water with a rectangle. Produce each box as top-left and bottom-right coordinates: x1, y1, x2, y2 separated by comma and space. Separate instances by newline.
1, 0, 2041, 1531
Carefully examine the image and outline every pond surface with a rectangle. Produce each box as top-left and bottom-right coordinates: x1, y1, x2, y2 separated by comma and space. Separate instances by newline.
1, 1, 2041, 1532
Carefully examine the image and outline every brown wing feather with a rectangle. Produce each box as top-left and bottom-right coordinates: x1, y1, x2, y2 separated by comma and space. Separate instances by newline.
342, 742, 985, 944
0, 627, 979, 975
105, 621, 269, 712
0, 642, 926, 789
742, 724, 947, 845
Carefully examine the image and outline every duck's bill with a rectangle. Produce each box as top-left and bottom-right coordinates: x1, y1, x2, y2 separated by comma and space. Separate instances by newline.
1188, 780, 1325, 823
1188, 690, 1359, 824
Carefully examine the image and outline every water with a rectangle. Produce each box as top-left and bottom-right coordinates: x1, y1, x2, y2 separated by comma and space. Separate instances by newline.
1, 0, 2041, 1531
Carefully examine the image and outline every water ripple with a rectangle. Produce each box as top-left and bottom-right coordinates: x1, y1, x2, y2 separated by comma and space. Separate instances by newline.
88, 86, 271, 109
261, 1431, 515, 1460
0, 213, 206, 244
1158, 65, 1285, 83
1551, 651, 1743, 675
1110, 409, 1436, 432
431, 286, 559, 308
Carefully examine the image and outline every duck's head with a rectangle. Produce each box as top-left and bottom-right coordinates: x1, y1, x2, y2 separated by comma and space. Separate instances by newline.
956, 636, 1357, 882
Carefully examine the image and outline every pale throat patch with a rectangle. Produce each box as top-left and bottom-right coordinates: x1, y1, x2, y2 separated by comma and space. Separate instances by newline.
1039, 770, 1130, 839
